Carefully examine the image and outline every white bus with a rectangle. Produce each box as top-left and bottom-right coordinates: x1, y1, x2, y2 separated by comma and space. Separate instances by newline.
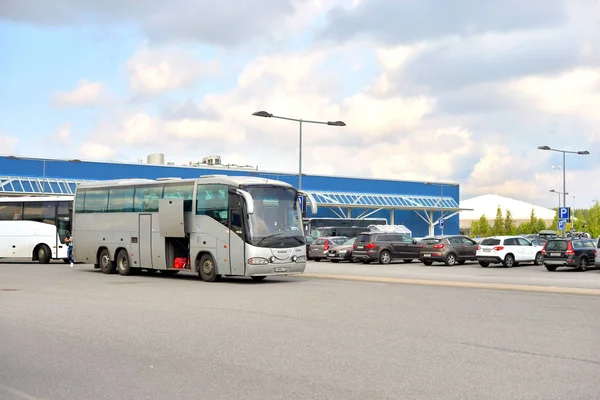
0, 195, 73, 263
72, 175, 317, 281
304, 217, 388, 238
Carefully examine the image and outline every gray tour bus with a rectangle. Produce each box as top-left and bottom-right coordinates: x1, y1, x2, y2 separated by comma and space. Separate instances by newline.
72, 175, 317, 281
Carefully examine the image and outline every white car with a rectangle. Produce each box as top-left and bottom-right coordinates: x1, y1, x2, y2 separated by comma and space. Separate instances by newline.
476, 236, 545, 268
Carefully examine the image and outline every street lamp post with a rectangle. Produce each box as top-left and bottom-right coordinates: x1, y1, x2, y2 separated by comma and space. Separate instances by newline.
549, 189, 568, 209
252, 111, 346, 190
538, 146, 590, 236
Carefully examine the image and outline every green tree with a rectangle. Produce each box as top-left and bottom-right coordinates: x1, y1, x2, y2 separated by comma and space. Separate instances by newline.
586, 201, 600, 237
549, 209, 559, 231
533, 217, 547, 233
573, 209, 587, 232
469, 219, 480, 237
516, 222, 531, 234
491, 205, 504, 235
503, 209, 516, 235
475, 214, 492, 237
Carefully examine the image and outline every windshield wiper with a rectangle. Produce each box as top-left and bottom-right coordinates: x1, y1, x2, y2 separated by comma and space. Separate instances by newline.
256, 232, 286, 246
256, 232, 305, 246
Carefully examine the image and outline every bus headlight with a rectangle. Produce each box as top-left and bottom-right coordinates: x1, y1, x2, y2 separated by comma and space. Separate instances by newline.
295, 256, 307, 263
248, 257, 269, 265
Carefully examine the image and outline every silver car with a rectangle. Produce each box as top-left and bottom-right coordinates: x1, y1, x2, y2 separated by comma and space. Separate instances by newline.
309, 236, 348, 262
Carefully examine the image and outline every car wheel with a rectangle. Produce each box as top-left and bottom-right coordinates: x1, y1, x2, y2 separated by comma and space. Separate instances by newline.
579, 257, 588, 271
534, 252, 544, 266
479, 261, 489, 268
503, 254, 515, 268
379, 251, 391, 265
444, 253, 457, 267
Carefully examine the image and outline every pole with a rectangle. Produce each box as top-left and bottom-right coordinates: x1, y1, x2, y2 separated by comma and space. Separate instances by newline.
562, 151, 566, 237
440, 185, 444, 235
298, 120, 303, 190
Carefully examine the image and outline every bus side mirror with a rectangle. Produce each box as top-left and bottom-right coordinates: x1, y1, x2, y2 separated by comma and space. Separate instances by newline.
235, 189, 254, 214
298, 191, 318, 215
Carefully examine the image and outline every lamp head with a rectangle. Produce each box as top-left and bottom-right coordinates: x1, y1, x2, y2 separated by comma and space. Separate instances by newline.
252, 111, 273, 118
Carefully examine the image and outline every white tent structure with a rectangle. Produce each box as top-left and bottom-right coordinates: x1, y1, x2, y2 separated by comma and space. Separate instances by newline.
459, 194, 556, 231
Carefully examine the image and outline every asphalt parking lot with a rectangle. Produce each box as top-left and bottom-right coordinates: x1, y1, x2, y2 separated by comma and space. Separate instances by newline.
303, 259, 600, 292
1, 260, 600, 400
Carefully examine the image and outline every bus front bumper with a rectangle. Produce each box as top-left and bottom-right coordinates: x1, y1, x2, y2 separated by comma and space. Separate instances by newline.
246, 260, 307, 276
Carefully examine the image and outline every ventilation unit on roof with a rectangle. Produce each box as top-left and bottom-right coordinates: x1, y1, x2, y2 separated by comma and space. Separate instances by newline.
202, 155, 222, 166
147, 153, 165, 165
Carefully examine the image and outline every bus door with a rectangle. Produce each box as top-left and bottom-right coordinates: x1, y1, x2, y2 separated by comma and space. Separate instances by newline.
139, 214, 153, 268
228, 193, 245, 275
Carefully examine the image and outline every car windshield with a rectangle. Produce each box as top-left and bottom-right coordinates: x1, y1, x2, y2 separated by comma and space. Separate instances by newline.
243, 185, 305, 248
422, 238, 441, 245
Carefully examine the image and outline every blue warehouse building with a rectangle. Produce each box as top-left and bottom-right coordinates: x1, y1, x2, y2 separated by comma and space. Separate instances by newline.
0, 154, 468, 237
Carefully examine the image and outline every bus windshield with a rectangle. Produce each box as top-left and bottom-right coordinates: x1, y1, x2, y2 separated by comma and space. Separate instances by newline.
243, 185, 305, 248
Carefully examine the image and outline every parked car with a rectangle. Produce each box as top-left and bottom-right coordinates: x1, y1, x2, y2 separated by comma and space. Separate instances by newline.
305, 235, 315, 260
419, 235, 478, 266
476, 236, 545, 268
542, 237, 597, 271
327, 237, 357, 263
308, 236, 348, 262
352, 232, 421, 264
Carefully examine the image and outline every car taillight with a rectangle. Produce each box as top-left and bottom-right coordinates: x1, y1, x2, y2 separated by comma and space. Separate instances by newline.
365, 243, 376, 249
433, 244, 445, 249
541, 249, 546, 255
324, 241, 330, 251
493, 246, 504, 251
565, 241, 575, 255
353, 244, 357, 250
477, 245, 481, 250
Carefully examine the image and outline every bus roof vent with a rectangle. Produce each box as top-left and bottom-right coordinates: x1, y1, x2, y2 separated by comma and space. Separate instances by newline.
156, 177, 183, 181
199, 174, 228, 178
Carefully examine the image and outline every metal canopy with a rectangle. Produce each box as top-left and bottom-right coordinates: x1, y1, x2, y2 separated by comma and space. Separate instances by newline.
305, 190, 462, 211
303, 190, 472, 235
0, 176, 87, 196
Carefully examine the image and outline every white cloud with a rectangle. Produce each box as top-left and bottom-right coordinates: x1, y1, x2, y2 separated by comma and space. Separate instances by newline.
53, 79, 107, 107
53, 123, 71, 141
79, 143, 117, 160
0, 133, 19, 154
14, 1, 597, 213
508, 67, 600, 126
126, 44, 219, 97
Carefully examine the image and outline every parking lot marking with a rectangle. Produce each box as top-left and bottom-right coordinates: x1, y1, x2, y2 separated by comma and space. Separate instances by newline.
299, 274, 600, 296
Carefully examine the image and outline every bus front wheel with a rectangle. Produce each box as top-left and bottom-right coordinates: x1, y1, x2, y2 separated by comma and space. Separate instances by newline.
116, 250, 132, 276
198, 254, 218, 282
35, 244, 51, 264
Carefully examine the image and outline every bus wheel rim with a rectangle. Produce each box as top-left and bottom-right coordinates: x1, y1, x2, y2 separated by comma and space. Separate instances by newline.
203, 260, 214, 275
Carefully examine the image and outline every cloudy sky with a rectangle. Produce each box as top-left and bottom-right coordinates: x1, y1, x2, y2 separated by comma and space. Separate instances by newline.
1, 0, 599, 208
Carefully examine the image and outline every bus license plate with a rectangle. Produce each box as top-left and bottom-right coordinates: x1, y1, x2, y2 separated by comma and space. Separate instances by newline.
274, 267, 289, 273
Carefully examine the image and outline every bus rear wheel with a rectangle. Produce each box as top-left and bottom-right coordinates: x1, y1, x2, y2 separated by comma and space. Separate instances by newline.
198, 254, 218, 282
116, 250, 132, 276
99, 249, 115, 274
